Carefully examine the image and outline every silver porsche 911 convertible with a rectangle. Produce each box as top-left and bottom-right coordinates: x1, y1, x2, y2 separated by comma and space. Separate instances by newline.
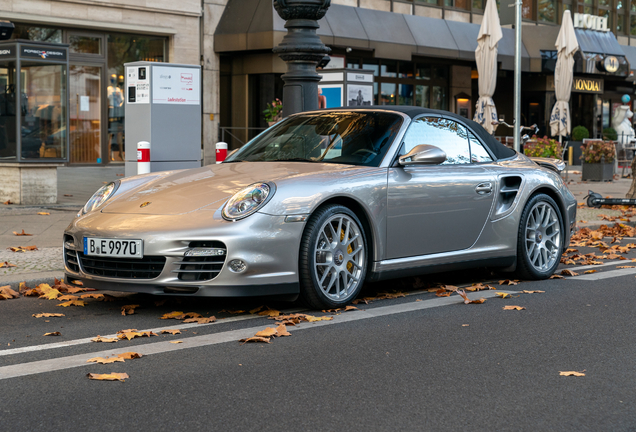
64, 107, 576, 309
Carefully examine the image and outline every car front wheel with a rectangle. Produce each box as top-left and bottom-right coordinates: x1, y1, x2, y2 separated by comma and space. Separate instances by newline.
516, 193, 564, 279
299, 204, 368, 309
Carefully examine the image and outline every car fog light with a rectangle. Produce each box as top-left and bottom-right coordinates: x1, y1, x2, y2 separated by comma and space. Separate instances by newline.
228, 259, 247, 273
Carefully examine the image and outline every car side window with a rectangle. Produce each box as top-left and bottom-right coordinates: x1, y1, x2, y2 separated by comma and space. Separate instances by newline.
468, 131, 493, 163
402, 116, 470, 165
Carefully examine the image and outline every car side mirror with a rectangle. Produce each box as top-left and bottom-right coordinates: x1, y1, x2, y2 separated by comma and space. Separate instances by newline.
398, 144, 447, 166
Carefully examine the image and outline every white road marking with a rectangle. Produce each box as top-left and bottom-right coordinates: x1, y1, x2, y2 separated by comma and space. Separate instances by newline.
0, 311, 304, 357
569, 268, 636, 281
0, 291, 510, 380
568, 260, 632, 271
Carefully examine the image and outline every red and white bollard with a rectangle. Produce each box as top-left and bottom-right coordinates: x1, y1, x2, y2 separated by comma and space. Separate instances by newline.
137, 141, 150, 175
215, 142, 228, 164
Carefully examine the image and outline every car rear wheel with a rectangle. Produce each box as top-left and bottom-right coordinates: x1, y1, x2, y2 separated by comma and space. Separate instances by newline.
299, 204, 367, 309
516, 193, 564, 279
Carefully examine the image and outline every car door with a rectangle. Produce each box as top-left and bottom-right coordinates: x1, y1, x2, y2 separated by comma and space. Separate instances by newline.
386, 116, 496, 259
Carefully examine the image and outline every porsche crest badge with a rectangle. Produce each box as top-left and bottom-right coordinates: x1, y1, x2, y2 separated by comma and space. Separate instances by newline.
140, 201, 151, 208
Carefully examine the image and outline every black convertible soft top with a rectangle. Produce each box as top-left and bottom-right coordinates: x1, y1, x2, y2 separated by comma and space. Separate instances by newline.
335, 106, 517, 161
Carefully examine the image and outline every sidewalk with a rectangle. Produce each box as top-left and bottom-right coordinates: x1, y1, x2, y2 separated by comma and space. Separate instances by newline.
0, 164, 634, 289
0, 166, 123, 288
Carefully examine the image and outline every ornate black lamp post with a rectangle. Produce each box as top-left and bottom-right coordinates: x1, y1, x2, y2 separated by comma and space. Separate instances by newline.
273, 0, 331, 117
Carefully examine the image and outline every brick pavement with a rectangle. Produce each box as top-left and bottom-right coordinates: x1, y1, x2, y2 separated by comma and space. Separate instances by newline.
0, 164, 634, 289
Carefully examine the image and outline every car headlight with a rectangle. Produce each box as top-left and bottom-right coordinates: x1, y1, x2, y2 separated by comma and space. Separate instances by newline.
78, 181, 119, 217
222, 182, 275, 221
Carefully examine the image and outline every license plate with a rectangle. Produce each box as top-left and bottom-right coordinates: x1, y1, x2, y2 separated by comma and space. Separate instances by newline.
84, 237, 143, 259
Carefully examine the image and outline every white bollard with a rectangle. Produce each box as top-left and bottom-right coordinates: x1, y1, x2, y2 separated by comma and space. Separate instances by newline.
216, 142, 228, 164
137, 141, 151, 175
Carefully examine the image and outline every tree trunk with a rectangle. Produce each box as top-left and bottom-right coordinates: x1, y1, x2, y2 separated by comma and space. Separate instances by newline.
626, 154, 636, 198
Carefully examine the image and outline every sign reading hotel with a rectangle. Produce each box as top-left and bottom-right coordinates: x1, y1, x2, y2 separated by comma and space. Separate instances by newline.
152, 66, 200, 105
573, 13, 609, 32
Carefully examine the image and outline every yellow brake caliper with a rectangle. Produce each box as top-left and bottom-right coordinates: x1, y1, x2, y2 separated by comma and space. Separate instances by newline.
341, 229, 353, 273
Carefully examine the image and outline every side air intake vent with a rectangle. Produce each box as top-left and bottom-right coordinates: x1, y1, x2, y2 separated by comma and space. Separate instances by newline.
495, 176, 522, 217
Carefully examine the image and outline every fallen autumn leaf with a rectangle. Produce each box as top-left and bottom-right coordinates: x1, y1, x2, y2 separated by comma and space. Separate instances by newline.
91, 336, 118, 343
559, 370, 585, 377
87, 372, 129, 382
86, 356, 124, 364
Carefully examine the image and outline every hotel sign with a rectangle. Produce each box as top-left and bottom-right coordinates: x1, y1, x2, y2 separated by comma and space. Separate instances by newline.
572, 77, 604, 94
573, 13, 609, 32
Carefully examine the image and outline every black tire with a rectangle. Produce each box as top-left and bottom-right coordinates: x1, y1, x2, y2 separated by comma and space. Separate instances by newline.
516, 193, 564, 280
299, 204, 368, 309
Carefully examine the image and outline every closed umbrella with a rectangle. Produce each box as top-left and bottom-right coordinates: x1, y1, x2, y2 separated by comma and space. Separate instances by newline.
474, 0, 502, 135
550, 10, 578, 138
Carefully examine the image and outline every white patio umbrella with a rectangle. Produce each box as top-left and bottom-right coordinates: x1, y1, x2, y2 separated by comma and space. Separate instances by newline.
549, 10, 578, 138
474, 0, 502, 135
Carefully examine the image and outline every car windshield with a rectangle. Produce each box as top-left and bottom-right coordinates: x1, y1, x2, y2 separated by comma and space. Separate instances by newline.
225, 111, 403, 167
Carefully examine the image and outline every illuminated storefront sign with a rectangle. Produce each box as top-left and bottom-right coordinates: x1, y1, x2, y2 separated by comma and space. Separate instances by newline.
572, 77, 604, 94
603, 56, 619, 73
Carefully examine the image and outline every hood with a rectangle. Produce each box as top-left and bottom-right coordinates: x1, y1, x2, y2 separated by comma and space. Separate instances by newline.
101, 162, 365, 215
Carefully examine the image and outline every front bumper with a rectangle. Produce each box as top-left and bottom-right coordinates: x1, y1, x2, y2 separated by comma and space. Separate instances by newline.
63, 210, 305, 297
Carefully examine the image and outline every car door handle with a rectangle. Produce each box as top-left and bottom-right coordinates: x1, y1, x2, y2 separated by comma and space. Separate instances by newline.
475, 182, 492, 195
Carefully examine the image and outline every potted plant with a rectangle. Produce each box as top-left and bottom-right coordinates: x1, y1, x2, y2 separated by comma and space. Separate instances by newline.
581, 140, 615, 181
523, 135, 563, 159
263, 98, 283, 126
602, 127, 618, 141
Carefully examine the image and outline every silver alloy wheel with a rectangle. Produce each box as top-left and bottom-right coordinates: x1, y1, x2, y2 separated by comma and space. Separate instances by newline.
313, 214, 365, 302
524, 201, 561, 272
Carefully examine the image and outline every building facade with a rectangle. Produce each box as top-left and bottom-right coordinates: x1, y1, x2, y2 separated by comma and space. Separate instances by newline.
215, 0, 636, 151
0, 0, 206, 166
1, 0, 636, 166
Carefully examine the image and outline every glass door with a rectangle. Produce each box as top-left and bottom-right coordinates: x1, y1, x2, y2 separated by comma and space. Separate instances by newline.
69, 64, 102, 163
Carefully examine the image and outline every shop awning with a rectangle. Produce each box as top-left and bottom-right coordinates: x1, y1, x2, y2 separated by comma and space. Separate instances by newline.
523, 25, 631, 74
214, 0, 530, 69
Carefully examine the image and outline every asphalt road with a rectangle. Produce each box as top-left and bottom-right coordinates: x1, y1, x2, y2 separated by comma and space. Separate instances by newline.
1, 244, 636, 431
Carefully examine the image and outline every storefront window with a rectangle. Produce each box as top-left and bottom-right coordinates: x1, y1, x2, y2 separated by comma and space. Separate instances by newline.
12, 25, 62, 43
70, 65, 102, 163
522, 0, 534, 19
362, 62, 379, 76
432, 66, 448, 81
69, 35, 101, 55
538, 0, 557, 23
416, 65, 431, 80
444, 0, 469, 9
20, 63, 67, 159
0, 62, 17, 160
380, 61, 397, 78
598, 0, 610, 6
399, 84, 413, 105
617, 13, 626, 33
632, 0, 636, 12
416, 85, 429, 108
432, 86, 447, 110
380, 83, 396, 105
107, 33, 165, 162
472, 0, 484, 10
399, 62, 413, 79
